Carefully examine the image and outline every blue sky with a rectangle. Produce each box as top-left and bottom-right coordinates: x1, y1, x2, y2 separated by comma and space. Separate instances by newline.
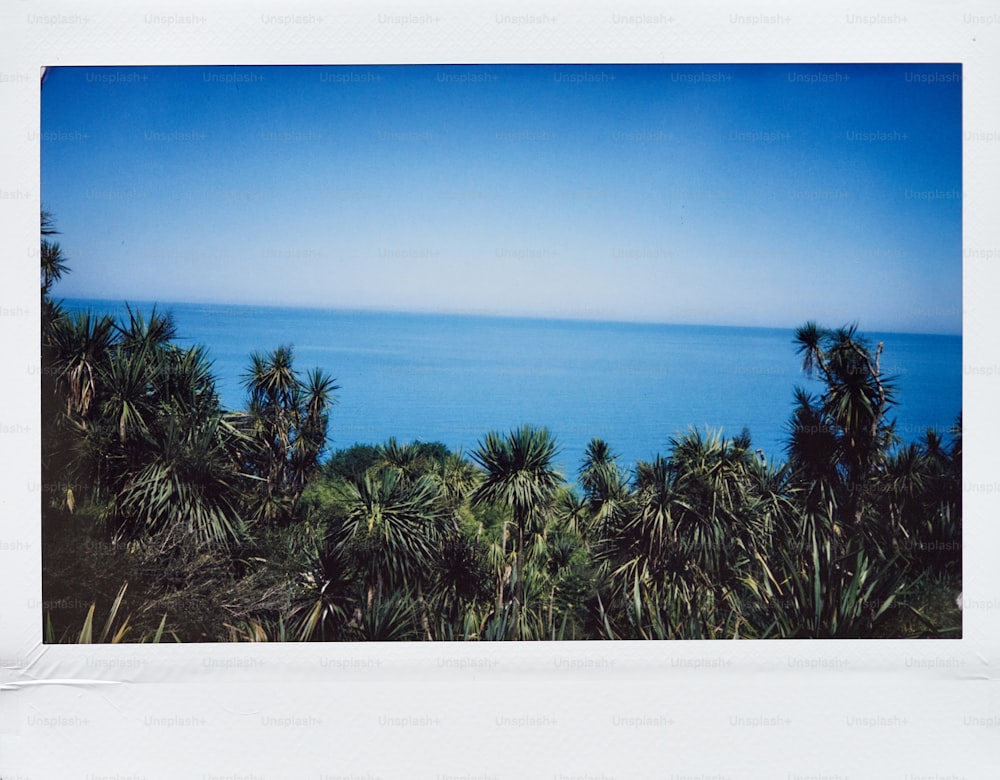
41, 63, 962, 334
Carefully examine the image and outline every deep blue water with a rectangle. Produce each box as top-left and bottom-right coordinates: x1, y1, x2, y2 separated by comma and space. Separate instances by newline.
61, 298, 963, 479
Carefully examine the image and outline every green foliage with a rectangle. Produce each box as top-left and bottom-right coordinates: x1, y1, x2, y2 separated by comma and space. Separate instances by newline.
333, 468, 449, 595
323, 443, 381, 481
44, 582, 176, 644
744, 537, 906, 639
471, 426, 562, 524
789, 322, 898, 537
470, 425, 562, 638
112, 415, 250, 548
40, 217, 960, 643
40, 209, 70, 295
240, 345, 339, 525
351, 589, 420, 641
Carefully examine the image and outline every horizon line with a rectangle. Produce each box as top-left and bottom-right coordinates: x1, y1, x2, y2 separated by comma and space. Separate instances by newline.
55, 294, 963, 339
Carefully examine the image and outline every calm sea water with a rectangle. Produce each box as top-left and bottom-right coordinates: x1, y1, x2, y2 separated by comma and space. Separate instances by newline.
61, 299, 962, 479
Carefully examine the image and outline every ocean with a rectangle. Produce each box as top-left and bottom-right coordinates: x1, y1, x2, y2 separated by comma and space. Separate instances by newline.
60, 298, 963, 479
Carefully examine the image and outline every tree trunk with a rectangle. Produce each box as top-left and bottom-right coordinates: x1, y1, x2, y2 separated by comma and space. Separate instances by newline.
416, 583, 433, 641
548, 583, 556, 640
513, 515, 524, 640
496, 520, 508, 615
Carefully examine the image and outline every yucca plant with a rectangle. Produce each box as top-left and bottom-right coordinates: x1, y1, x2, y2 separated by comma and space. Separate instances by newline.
471, 425, 561, 639
597, 564, 748, 641
426, 529, 494, 636
112, 414, 251, 549
790, 323, 898, 539
225, 617, 290, 642
579, 439, 632, 538
47, 309, 117, 424
241, 346, 338, 524
44, 582, 173, 643
334, 468, 449, 605
744, 534, 905, 638
350, 588, 419, 641
40, 209, 70, 296
290, 534, 354, 642
434, 606, 484, 641
478, 602, 515, 641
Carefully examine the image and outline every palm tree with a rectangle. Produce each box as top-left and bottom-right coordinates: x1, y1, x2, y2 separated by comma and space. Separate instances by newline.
40, 214, 76, 509
785, 387, 840, 521
101, 346, 158, 446
47, 310, 117, 424
290, 367, 339, 495
241, 346, 338, 524
155, 344, 220, 422
876, 424, 961, 576
433, 450, 481, 517
111, 413, 250, 549
593, 429, 775, 638
114, 304, 177, 356
536, 525, 588, 639
553, 488, 589, 538
665, 428, 763, 584
741, 452, 797, 558
333, 468, 450, 637
882, 444, 926, 531
40, 209, 70, 296
291, 531, 355, 641
470, 425, 561, 639
579, 438, 632, 539
791, 322, 897, 539
243, 347, 298, 505
600, 454, 670, 585
579, 438, 616, 500
40, 210, 71, 352
427, 526, 492, 638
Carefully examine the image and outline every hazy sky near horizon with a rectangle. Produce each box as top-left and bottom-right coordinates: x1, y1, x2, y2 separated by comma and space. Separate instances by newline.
42, 63, 961, 334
